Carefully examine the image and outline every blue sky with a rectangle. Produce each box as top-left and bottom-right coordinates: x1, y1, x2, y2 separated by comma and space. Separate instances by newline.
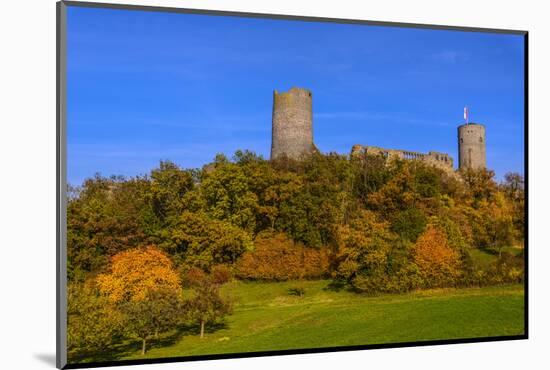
67, 6, 525, 185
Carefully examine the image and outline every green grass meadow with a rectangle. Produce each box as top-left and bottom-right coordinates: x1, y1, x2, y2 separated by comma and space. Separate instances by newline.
113, 280, 524, 361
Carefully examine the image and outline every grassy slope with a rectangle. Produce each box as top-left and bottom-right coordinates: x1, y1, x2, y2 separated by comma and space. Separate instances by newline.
120, 281, 524, 361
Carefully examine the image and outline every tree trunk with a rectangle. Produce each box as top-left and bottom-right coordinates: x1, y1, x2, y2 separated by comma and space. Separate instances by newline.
141, 338, 147, 355
200, 320, 205, 339
155, 328, 159, 339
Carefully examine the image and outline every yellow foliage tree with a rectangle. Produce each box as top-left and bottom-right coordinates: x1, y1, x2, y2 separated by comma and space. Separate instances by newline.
97, 246, 181, 302
413, 226, 461, 287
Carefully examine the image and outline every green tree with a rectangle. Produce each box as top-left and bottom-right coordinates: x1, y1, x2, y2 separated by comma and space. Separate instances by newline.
120, 289, 185, 354
163, 211, 253, 269
391, 208, 427, 242
148, 160, 195, 222
334, 210, 398, 293
183, 266, 232, 338
67, 282, 125, 359
67, 175, 152, 280
350, 153, 391, 205
200, 161, 259, 232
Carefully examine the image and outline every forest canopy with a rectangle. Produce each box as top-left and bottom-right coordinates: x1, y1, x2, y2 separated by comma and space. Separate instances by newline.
68, 150, 524, 290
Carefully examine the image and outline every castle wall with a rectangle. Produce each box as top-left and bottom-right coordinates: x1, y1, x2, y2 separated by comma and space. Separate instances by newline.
271, 87, 314, 160
458, 123, 486, 170
351, 145, 454, 171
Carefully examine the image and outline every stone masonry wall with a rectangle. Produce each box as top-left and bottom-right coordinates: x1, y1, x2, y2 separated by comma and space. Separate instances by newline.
458, 123, 486, 170
351, 145, 454, 172
271, 87, 314, 160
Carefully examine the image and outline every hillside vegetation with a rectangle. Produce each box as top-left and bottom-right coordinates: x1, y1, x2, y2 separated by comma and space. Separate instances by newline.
66, 151, 525, 362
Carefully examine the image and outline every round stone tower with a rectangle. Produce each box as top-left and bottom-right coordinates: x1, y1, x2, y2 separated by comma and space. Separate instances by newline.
458, 123, 486, 170
271, 87, 314, 160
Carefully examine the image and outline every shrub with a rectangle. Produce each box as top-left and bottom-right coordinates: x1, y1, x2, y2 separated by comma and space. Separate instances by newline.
486, 252, 525, 285
350, 263, 423, 294
288, 286, 306, 297
236, 232, 330, 281
459, 250, 524, 287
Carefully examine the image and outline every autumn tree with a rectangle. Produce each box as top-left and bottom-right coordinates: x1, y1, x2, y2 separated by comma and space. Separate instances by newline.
413, 225, 461, 287
366, 162, 418, 216
96, 246, 184, 353
484, 192, 515, 258
502, 172, 524, 200
460, 167, 498, 206
97, 246, 181, 302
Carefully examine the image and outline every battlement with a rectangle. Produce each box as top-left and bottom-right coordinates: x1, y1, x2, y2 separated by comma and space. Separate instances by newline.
351, 145, 454, 170
274, 87, 312, 99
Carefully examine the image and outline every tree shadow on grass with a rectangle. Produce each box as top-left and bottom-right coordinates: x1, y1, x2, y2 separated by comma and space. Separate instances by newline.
148, 321, 228, 350
70, 321, 230, 364
323, 280, 348, 292
481, 247, 500, 256
68, 329, 187, 364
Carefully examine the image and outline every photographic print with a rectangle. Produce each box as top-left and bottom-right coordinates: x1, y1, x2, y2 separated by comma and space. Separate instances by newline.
57, 1, 527, 368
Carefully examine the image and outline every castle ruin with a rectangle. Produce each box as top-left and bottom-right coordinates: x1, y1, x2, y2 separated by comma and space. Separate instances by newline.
350, 145, 454, 171
270, 86, 487, 171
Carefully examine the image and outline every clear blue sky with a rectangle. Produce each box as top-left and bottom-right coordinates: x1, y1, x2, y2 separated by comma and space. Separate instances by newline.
67, 6, 525, 185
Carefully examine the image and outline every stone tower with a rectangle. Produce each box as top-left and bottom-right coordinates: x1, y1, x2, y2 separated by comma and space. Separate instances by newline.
271, 87, 314, 160
458, 123, 486, 170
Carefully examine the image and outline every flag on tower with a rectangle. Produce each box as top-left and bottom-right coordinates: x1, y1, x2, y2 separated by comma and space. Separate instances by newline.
464, 106, 469, 124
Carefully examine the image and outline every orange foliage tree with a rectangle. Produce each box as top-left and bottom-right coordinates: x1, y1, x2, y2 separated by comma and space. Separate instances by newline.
413, 225, 461, 287
96, 245, 181, 303
236, 232, 329, 281
96, 246, 184, 354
